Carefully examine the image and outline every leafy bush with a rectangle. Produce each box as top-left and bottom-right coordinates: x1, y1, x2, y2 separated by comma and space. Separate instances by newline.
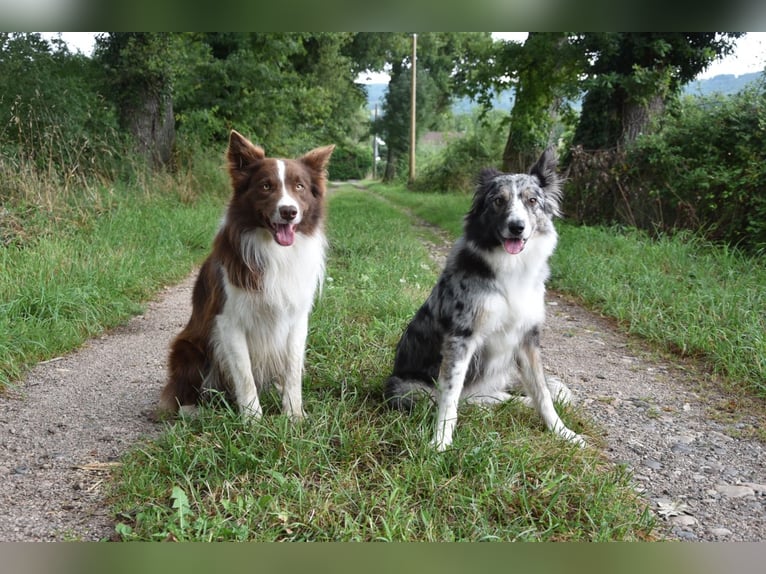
0, 33, 123, 190
628, 82, 766, 250
565, 79, 766, 252
327, 143, 373, 181
410, 113, 506, 193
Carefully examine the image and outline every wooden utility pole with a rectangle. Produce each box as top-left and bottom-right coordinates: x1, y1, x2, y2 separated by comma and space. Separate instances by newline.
408, 33, 417, 184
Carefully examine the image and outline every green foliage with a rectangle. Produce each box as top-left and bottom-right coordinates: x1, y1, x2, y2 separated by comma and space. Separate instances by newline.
572, 32, 742, 149
172, 33, 369, 156
626, 83, 766, 250
0, 33, 123, 187
566, 81, 766, 252
95, 33, 181, 108
327, 143, 373, 180
374, 33, 493, 181
497, 33, 583, 172
409, 111, 507, 193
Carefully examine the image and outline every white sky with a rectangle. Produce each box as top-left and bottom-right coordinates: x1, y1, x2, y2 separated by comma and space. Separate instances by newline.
45, 31, 766, 81
696, 32, 766, 78
42, 31, 99, 55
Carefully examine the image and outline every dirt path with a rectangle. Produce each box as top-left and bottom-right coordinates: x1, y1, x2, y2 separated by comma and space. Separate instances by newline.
0, 276, 194, 541
1, 199, 764, 541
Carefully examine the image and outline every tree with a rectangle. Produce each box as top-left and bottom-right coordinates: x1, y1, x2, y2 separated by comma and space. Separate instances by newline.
572, 32, 743, 150
95, 33, 181, 168
456, 33, 585, 173
172, 33, 370, 156
498, 33, 583, 172
369, 32, 492, 181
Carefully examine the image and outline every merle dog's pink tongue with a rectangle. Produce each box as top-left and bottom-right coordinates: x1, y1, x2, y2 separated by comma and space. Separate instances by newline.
504, 238, 524, 254
274, 224, 296, 246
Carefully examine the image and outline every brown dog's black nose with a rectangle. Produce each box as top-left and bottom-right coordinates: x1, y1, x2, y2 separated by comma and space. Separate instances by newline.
280, 206, 298, 221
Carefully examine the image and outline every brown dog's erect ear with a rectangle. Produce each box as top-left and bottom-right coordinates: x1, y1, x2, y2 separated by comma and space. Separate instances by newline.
300, 145, 335, 197
300, 144, 335, 173
227, 130, 266, 190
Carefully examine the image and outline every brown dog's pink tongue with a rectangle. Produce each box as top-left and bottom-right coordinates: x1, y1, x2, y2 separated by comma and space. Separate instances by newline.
504, 238, 524, 254
274, 224, 296, 246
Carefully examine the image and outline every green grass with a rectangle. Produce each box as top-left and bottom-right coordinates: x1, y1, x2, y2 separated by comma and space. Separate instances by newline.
111, 187, 654, 542
369, 182, 472, 238
0, 183, 225, 389
552, 225, 766, 396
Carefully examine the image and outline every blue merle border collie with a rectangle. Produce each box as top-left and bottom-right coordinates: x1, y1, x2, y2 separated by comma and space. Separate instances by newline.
384, 148, 585, 450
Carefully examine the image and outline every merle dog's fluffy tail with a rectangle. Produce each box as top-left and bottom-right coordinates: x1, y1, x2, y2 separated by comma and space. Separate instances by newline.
384, 376, 436, 413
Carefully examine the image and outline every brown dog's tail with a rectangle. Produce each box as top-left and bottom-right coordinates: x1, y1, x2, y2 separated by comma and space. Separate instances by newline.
159, 337, 207, 414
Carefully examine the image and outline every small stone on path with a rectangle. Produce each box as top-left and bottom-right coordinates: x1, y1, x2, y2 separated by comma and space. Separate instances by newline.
715, 484, 755, 498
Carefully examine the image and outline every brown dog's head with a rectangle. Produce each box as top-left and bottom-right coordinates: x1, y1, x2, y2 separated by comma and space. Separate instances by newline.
225, 130, 335, 246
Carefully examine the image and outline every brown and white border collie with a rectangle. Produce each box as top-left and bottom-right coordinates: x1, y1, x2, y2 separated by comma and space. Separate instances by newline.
159, 130, 334, 420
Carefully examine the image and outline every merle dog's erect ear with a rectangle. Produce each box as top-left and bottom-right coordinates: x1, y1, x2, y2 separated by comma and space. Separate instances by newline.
529, 147, 558, 189
477, 167, 503, 189
529, 147, 562, 217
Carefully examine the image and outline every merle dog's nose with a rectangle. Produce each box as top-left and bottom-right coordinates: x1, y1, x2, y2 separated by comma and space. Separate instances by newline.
508, 220, 525, 237
280, 206, 298, 221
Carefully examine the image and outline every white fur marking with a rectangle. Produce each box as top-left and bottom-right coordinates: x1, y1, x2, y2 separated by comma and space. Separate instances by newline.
274, 159, 301, 224
208, 229, 326, 417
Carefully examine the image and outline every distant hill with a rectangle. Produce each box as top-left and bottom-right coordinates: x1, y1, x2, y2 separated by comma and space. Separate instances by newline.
362, 71, 763, 114
683, 71, 763, 97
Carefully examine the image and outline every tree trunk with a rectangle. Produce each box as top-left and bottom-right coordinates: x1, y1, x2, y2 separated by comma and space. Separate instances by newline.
123, 89, 175, 169
620, 94, 665, 146
501, 131, 532, 174
383, 147, 397, 182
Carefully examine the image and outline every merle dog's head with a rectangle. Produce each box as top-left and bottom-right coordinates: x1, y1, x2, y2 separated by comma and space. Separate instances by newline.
464, 148, 562, 254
